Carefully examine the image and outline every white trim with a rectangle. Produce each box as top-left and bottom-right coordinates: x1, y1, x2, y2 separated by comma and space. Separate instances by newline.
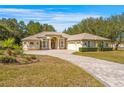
59, 38, 65, 48
42, 39, 49, 49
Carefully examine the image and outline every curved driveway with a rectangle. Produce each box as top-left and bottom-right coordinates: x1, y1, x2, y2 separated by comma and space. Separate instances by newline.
24, 50, 124, 87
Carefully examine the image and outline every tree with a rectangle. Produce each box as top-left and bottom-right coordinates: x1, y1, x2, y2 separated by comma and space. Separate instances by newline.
2, 38, 15, 49
19, 21, 27, 32
0, 24, 14, 40
27, 21, 42, 35
0, 18, 23, 44
42, 24, 56, 31
0, 18, 56, 44
64, 13, 124, 50
18, 20, 28, 37
2, 38, 21, 56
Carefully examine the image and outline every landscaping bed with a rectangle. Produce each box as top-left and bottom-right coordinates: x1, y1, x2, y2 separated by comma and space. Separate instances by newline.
0, 55, 40, 64
0, 49, 40, 64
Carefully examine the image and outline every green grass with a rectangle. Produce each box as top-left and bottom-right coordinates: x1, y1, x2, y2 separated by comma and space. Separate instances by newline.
73, 51, 124, 64
0, 41, 3, 46
0, 49, 4, 55
0, 55, 103, 87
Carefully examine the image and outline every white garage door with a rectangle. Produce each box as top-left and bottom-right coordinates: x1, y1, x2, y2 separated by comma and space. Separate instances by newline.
67, 43, 82, 51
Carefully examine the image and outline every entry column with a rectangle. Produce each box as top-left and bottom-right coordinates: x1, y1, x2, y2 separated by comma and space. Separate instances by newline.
49, 38, 51, 49
57, 38, 60, 49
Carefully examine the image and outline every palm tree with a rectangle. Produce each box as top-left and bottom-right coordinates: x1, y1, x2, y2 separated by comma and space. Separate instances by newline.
2, 38, 15, 56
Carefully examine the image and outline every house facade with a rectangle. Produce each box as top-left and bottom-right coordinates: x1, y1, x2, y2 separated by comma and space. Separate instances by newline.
22, 32, 111, 51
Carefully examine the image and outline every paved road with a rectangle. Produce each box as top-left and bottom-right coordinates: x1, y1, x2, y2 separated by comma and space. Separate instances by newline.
24, 50, 124, 87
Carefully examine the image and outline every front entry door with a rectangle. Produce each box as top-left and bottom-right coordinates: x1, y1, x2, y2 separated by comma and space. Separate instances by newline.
51, 39, 56, 49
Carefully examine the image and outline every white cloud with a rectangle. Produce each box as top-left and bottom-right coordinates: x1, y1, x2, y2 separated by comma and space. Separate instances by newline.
0, 8, 44, 14
52, 13, 101, 22
0, 8, 104, 32
0, 8, 44, 18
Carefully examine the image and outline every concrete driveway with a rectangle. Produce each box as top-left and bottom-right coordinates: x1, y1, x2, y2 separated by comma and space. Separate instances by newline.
24, 50, 124, 87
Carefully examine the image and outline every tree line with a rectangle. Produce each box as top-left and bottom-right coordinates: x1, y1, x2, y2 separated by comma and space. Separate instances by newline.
0, 18, 56, 44
63, 13, 124, 50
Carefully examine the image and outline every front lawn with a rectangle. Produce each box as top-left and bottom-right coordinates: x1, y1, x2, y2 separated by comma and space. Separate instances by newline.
0, 55, 103, 87
73, 51, 124, 64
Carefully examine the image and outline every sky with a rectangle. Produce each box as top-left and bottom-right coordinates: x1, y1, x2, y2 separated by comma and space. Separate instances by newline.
0, 5, 124, 32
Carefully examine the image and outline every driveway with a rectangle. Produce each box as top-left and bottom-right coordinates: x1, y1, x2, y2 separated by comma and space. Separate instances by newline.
24, 50, 124, 87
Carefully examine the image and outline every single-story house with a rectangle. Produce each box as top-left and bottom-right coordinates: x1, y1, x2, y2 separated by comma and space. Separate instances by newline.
22, 32, 111, 51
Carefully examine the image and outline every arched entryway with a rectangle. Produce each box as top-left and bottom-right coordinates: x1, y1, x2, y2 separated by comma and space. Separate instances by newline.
51, 37, 57, 49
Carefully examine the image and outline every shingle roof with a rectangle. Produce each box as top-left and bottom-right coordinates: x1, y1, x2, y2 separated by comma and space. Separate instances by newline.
36, 32, 70, 38
22, 35, 40, 41
22, 32, 110, 41
67, 33, 110, 41
22, 32, 70, 41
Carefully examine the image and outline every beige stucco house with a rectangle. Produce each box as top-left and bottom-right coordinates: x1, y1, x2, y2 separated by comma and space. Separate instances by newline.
22, 32, 111, 51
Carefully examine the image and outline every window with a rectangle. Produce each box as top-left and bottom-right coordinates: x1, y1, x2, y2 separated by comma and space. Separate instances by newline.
83, 41, 96, 47
103, 42, 109, 47
42, 39, 48, 48
83, 42, 87, 47
30, 42, 34, 45
106, 43, 108, 47
23, 42, 26, 44
90, 41, 96, 47
83, 41, 89, 47
88, 41, 90, 47
60, 39, 65, 48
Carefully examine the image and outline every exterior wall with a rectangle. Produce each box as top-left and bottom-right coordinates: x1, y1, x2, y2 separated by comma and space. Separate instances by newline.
40, 38, 49, 50
22, 36, 111, 51
82, 40, 111, 48
59, 38, 66, 49
67, 40, 112, 51
22, 36, 67, 50
82, 40, 96, 47
97, 41, 112, 48
40, 36, 62, 50
67, 40, 97, 51
22, 41, 40, 50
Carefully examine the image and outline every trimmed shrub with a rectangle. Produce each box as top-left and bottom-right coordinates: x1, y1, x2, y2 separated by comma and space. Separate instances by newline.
79, 47, 113, 52
101, 48, 113, 51
79, 47, 98, 52
0, 56, 18, 64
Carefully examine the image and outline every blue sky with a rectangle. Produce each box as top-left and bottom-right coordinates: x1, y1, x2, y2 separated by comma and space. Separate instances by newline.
0, 5, 124, 32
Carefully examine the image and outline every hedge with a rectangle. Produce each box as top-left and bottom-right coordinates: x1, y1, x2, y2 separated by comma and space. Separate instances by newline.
101, 48, 113, 51
79, 47, 98, 52
79, 47, 113, 52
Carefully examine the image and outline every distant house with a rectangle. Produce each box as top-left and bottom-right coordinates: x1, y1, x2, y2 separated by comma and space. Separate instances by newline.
22, 32, 111, 51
